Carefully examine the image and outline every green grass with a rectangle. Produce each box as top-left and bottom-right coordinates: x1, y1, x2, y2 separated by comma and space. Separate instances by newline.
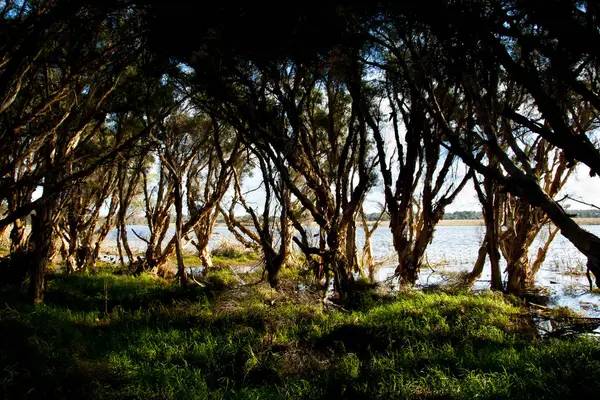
181, 253, 259, 267
211, 240, 260, 263
0, 233, 9, 257
181, 241, 260, 268
1, 270, 599, 399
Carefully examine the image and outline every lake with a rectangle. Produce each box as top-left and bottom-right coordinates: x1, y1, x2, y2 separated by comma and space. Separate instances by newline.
103, 224, 600, 317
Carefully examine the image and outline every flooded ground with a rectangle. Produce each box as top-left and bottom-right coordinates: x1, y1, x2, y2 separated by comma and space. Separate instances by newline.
101, 224, 600, 317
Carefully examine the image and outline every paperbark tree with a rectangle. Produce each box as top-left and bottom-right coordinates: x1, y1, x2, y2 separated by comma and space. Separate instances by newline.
365, 30, 473, 285
364, 8, 600, 288
358, 204, 386, 283
57, 167, 118, 274
0, 2, 155, 302
222, 149, 293, 288
186, 117, 242, 270
212, 58, 376, 296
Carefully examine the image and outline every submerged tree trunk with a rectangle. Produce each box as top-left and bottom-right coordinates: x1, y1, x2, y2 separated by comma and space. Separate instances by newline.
488, 195, 503, 291
526, 226, 559, 287
359, 206, 386, 282
466, 236, 489, 288
392, 226, 419, 285
474, 173, 503, 291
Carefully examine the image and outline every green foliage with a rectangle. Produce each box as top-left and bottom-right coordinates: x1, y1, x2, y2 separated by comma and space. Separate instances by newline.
1, 273, 600, 399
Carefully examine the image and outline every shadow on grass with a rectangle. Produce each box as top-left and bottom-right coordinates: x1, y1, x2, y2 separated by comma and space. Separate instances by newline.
43, 273, 209, 312
1, 272, 600, 399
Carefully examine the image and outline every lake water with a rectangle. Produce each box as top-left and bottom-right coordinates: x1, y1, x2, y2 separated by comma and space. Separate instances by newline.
102, 224, 600, 317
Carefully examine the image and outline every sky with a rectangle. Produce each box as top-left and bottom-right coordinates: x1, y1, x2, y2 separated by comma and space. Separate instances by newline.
233, 163, 600, 214
442, 163, 600, 213
31, 157, 600, 217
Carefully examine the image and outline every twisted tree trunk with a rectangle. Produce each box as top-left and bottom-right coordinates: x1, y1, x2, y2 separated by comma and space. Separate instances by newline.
28, 200, 55, 304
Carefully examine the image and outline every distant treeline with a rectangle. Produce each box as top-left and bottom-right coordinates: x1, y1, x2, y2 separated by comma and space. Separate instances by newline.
359, 209, 600, 221
440, 209, 600, 220
112, 209, 600, 226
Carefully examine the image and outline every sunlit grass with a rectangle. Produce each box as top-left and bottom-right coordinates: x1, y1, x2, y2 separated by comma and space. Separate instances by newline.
1, 269, 599, 399
0, 231, 9, 256
180, 241, 260, 269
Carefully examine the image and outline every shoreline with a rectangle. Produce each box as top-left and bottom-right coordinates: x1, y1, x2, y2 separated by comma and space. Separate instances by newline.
366, 218, 600, 227
95, 218, 600, 231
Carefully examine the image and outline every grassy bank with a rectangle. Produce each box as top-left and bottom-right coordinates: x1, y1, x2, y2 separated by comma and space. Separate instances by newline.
1, 269, 600, 399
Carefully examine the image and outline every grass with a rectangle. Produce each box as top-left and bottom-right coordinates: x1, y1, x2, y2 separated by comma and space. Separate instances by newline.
0, 231, 9, 257
1, 269, 600, 399
211, 240, 260, 265
559, 260, 590, 276
180, 241, 260, 268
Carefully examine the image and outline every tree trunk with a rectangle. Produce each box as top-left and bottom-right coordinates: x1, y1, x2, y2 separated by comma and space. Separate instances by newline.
449, 133, 600, 288
265, 248, 284, 289
9, 219, 27, 256
363, 235, 376, 283
3, 219, 29, 285
505, 256, 526, 294
316, 228, 326, 281
174, 180, 186, 286
199, 246, 213, 268
346, 221, 358, 274
193, 212, 217, 270
479, 177, 503, 291
487, 222, 503, 291
331, 250, 353, 295
405, 222, 437, 284
28, 200, 55, 304
392, 225, 418, 285
76, 214, 101, 273
359, 207, 384, 283
507, 176, 600, 287
327, 227, 354, 296
526, 226, 559, 286
466, 235, 488, 288
91, 192, 118, 270
119, 221, 134, 265
65, 224, 78, 275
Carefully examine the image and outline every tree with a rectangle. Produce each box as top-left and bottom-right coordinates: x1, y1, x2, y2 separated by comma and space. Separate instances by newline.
365, 24, 473, 285
210, 57, 376, 296
186, 115, 243, 271
221, 149, 294, 288
358, 202, 387, 282
57, 162, 118, 274
0, 2, 166, 302
363, 3, 600, 288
